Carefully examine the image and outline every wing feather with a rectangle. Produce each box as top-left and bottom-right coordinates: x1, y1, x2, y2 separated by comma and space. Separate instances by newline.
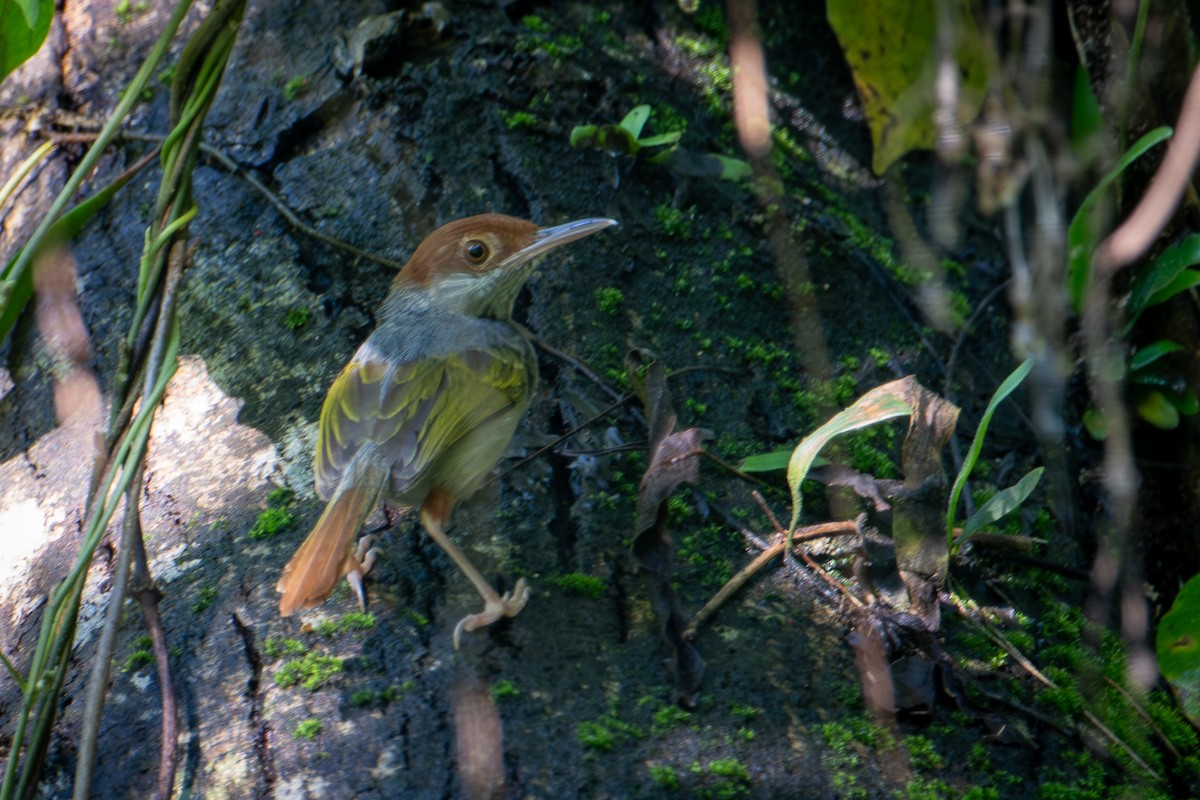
314, 341, 534, 502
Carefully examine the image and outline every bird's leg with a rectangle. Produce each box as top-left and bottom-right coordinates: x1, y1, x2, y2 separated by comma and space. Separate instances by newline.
342, 535, 379, 611
420, 489, 530, 649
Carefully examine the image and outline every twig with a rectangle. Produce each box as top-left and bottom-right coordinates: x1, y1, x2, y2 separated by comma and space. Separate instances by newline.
946, 591, 1162, 782
685, 518, 858, 638
532, 336, 628, 406
48, 131, 405, 271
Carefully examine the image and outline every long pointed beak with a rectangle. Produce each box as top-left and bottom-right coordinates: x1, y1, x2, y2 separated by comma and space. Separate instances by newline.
506, 217, 618, 267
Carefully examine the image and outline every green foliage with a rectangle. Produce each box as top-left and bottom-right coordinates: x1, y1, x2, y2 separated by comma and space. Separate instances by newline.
947, 358, 1034, 547
283, 75, 310, 101
249, 487, 296, 539
593, 286, 625, 315
248, 506, 294, 539
648, 763, 681, 789
274, 653, 344, 691
905, 735, 943, 772
282, 305, 310, 330
314, 612, 375, 638
500, 109, 537, 130
827, 0, 987, 174
191, 583, 218, 613
0, 0, 54, 85
576, 721, 615, 751
1156, 573, 1200, 726
1067, 126, 1172, 311
547, 572, 606, 599
263, 637, 306, 660
292, 718, 322, 740
570, 104, 749, 180
491, 679, 521, 701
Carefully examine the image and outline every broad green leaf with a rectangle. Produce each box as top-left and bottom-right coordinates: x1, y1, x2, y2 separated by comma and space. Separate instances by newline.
1067, 126, 1173, 312
739, 449, 792, 473
635, 131, 683, 149
0, 0, 54, 85
1126, 234, 1200, 322
827, 0, 988, 175
960, 467, 1043, 542
787, 379, 914, 533
569, 123, 639, 155
1129, 339, 1183, 372
740, 450, 828, 473
619, 104, 650, 139
1157, 573, 1200, 725
1134, 388, 1179, 429
710, 154, 752, 181
947, 359, 1033, 544
1142, 270, 1200, 312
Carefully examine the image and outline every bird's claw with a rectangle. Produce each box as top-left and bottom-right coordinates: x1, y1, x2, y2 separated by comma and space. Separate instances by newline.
344, 535, 379, 612
452, 578, 531, 649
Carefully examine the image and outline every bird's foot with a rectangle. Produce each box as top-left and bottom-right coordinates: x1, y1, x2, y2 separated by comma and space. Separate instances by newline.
344, 535, 379, 612
452, 578, 530, 649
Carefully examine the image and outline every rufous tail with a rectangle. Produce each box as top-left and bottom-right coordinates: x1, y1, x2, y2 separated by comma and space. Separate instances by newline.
277, 456, 387, 616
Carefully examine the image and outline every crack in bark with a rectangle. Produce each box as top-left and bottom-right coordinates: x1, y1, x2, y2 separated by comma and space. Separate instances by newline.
230, 612, 276, 798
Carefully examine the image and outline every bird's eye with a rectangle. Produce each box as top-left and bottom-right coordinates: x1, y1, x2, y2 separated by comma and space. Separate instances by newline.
465, 240, 489, 263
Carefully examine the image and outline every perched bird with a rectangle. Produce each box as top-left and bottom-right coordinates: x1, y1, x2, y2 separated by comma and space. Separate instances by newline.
277, 213, 618, 646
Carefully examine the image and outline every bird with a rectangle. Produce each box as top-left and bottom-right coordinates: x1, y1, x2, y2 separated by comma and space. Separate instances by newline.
276, 213, 618, 647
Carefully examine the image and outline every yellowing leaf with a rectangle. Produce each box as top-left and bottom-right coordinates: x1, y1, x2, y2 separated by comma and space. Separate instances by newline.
827, 0, 988, 175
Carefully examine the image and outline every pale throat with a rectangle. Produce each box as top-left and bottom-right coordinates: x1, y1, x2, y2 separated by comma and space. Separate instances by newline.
425, 264, 535, 320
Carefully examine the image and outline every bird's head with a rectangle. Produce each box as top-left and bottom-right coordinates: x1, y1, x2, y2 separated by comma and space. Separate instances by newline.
394, 213, 618, 319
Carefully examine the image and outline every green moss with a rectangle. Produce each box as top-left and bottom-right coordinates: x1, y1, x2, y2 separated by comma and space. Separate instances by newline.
283, 75, 310, 101
192, 584, 218, 613
491, 679, 521, 701
500, 110, 538, 130
314, 612, 375, 638
655, 204, 695, 239
649, 763, 681, 789
263, 637, 306, 659
594, 286, 625, 315
577, 721, 615, 750
521, 14, 551, 33
548, 572, 605, 598
350, 683, 410, 708
122, 650, 154, 672
274, 653, 344, 691
730, 703, 761, 721
293, 718, 322, 740
282, 306, 311, 330
652, 704, 691, 733
905, 735, 943, 772
248, 506, 295, 539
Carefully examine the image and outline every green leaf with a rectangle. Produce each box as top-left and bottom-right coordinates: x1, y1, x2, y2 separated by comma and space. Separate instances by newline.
1129, 339, 1183, 372
1157, 573, 1200, 726
947, 359, 1033, 544
710, 154, 752, 181
0, 0, 54, 85
619, 104, 650, 139
787, 380, 913, 533
1067, 126, 1173, 312
635, 131, 683, 149
1134, 388, 1180, 430
1126, 234, 1200, 323
0, 163, 141, 345
569, 123, 640, 155
960, 467, 1043, 542
740, 450, 827, 473
827, 0, 988, 175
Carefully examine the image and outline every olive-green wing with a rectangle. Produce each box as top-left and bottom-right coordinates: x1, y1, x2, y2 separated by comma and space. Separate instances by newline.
314, 345, 534, 500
